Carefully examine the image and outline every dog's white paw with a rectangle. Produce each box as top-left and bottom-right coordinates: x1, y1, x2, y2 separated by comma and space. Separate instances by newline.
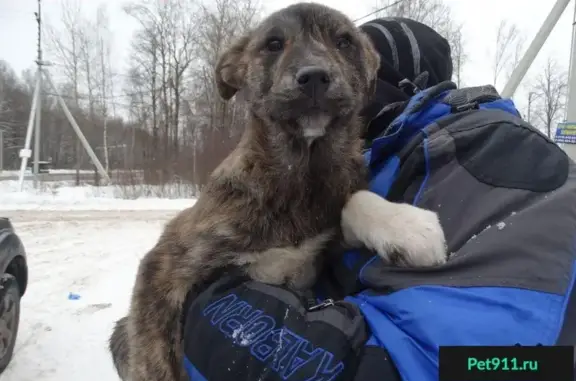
342, 190, 447, 267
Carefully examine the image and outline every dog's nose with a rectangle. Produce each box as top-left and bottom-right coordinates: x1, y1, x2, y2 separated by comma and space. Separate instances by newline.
296, 66, 330, 97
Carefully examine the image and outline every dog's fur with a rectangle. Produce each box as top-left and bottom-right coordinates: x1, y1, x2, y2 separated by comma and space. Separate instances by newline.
109, 3, 447, 380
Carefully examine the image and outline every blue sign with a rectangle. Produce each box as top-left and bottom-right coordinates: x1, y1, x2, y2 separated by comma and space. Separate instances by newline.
555, 123, 576, 144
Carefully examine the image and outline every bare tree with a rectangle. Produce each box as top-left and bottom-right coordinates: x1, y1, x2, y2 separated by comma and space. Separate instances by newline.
163, 0, 197, 159
529, 57, 568, 137
121, 0, 260, 184
492, 20, 520, 88
46, 0, 85, 184
42, 0, 144, 178
189, 0, 260, 182
123, 0, 211, 181
124, 0, 165, 167
503, 34, 525, 85
0, 2, 157, 179
95, 4, 112, 172
0, 63, 15, 137
0, 61, 31, 165
450, 25, 467, 87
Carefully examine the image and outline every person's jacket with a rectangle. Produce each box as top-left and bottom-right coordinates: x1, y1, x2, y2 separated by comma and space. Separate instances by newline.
181, 82, 576, 381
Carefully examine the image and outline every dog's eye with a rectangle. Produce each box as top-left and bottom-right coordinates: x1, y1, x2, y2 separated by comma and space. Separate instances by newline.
265, 38, 284, 52
336, 35, 352, 49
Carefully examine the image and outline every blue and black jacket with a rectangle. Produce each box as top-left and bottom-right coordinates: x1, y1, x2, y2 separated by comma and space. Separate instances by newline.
181, 82, 576, 381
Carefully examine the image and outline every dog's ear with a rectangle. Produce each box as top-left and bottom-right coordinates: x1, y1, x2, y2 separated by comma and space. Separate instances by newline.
359, 32, 381, 99
215, 35, 251, 100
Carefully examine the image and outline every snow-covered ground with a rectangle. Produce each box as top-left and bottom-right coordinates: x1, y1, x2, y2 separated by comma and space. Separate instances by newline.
0, 180, 195, 211
0, 210, 182, 381
0, 180, 196, 380
2, 209, 181, 381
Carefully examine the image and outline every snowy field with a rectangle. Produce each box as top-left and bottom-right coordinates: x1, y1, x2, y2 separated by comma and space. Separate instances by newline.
1, 180, 196, 380
0, 179, 195, 211
0, 169, 94, 177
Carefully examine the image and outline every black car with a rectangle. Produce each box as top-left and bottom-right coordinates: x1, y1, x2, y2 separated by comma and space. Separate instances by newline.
0, 218, 27, 373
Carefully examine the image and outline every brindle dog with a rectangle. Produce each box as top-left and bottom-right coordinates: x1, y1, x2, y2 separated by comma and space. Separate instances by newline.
109, 3, 447, 380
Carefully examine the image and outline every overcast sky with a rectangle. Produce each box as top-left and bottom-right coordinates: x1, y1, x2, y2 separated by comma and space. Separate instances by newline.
0, 0, 572, 113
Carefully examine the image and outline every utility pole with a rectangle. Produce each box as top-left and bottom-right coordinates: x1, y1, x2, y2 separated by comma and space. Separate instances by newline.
18, 0, 111, 191
563, 0, 576, 160
566, 1, 576, 123
499, 0, 576, 160
33, 0, 43, 188
501, 0, 571, 99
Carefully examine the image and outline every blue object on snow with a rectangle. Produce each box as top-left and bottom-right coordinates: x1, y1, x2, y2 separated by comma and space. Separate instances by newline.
68, 292, 81, 300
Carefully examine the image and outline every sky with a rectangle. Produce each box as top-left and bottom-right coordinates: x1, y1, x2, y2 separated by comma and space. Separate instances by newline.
0, 0, 572, 115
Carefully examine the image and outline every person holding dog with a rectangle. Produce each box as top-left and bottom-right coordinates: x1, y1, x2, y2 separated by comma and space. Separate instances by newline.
180, 17, 576, 381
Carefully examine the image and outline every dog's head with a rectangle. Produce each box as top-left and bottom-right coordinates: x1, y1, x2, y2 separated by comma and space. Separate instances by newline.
215, 3, 380, 143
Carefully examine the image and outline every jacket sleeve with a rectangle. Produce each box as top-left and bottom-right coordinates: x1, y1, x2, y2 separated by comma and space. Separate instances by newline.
181, 274, 371, 381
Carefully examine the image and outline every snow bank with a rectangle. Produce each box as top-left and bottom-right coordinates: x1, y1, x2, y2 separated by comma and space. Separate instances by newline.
0, 169, 94, 177
0, 180, 196, 211
2, 209, 172, 380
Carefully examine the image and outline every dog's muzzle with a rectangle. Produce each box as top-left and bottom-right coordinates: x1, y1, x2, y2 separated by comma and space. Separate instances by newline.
296, 66, 331, 100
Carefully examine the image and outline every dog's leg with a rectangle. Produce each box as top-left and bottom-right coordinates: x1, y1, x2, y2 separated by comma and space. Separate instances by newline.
109, 316, 131, 380
124, 233, 332, 381
126, 238, 218, 381
341, 190, 447, 267
235, 231, 334, 290
126, 273, 187, 381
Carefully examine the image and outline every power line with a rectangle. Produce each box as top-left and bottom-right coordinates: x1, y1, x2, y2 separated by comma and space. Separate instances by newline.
352, 0, 405, 23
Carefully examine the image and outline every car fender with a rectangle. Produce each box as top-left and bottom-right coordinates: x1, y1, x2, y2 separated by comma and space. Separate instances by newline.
0, 218, 28, 296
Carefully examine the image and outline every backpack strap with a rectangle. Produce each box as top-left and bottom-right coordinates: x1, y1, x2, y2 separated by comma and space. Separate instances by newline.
368, 81, 457, 173
440, 84, 502, 112
386, 81, 457, 132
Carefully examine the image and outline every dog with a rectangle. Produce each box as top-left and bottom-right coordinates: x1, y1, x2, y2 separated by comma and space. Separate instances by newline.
109, 3, 447, 380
